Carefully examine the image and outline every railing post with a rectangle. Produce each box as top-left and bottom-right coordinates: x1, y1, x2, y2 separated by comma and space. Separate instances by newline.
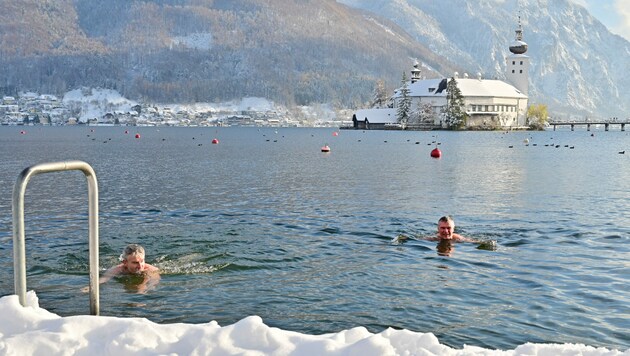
12, 161, 100, 315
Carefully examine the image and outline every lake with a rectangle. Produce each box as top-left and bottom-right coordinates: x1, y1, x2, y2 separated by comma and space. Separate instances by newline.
0, 126, 628, 351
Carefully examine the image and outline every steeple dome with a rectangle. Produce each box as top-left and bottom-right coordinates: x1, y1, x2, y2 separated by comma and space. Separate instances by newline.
509, 15, 528, 54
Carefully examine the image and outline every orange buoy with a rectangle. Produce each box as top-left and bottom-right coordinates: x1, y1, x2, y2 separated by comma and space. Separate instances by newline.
135, 133, 141, 138
321, 145, 331, 152
430, 147, 441, 158
333, 132, 339, 136
211, 138, 219, 144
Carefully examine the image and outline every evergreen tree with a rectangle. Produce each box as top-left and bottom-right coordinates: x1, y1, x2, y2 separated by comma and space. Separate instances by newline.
444, 77, 467, 129
396, 72, 411, 127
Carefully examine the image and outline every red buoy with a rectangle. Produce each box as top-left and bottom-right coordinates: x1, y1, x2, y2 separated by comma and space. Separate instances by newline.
135, 133, 141, 139
430, 147, 441, 158
332, 132, 339, 136
321, 145, 331, 152
211, 138, 219, 144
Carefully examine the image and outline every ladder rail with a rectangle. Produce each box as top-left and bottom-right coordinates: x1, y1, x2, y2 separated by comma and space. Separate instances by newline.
12, 160, 100, 315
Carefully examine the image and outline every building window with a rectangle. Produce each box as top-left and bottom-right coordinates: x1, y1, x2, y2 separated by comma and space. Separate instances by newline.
519, 70, 523, 73
512, 61, 515, 65
520, 61, 523, 65
512, 70, 515, 73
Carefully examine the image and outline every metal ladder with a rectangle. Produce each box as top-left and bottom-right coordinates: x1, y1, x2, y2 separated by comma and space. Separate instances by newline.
12, 161, 100, 315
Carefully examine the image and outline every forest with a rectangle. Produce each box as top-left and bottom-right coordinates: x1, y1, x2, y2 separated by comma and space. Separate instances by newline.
0, 0, 458, 109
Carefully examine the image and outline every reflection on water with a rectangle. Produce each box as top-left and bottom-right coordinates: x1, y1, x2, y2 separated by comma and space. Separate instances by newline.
116, 274, 152, 294
436, 239, 455, 256
0, 127, 628, 351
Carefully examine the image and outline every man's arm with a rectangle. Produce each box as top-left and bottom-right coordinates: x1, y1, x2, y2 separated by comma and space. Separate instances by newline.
453, 233, 479, 242
99, 264, 124, 284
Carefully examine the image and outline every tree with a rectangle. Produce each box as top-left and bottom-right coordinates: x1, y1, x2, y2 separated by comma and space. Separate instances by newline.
371, 79, 388, 108
527, 104, 548, 130
396, 72, 411, 127
417, 102, 436, 124
444, 77, 467, 129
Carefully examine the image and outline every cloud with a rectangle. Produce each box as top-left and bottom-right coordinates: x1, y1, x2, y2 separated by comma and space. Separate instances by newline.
613, 0, 630, 41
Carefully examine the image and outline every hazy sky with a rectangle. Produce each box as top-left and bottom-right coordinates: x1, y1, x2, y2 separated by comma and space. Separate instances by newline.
570, 0, 630, 41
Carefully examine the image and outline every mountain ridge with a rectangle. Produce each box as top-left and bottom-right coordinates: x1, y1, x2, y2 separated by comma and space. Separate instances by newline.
339, 0, 630, 119
0, 0, 627, 119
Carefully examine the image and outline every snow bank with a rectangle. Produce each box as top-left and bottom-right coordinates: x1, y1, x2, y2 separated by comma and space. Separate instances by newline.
0, 292, 627, 356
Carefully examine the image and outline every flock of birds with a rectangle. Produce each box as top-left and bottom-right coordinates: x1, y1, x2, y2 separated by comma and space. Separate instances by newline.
508, 135, 625, 154
78, 128, 628, 155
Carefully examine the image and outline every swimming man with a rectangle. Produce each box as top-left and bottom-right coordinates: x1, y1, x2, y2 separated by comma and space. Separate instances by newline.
99, 244, 160, 293
425, 215, 478, 242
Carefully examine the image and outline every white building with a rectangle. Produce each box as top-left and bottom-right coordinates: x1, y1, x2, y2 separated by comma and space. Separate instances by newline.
351, 18, 530, 130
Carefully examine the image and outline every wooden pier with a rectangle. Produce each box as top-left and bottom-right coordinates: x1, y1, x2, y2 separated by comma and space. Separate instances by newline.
548, 120, 629, 131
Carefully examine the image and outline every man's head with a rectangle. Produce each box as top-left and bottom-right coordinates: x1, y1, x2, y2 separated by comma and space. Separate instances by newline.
437, 216, 455, 239
121, 244, 146, 274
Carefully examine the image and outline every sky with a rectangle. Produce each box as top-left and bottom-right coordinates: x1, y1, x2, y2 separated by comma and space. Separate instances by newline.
1, 292, 628, 356
571, 0, 630, 41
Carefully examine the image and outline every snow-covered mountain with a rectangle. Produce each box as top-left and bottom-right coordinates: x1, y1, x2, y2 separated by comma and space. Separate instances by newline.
1, 0, 627, 119
339, 0, 630, 119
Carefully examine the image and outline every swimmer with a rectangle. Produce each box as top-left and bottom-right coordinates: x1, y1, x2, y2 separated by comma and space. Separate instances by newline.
84, 244, 160, 294
425, 216, 478, 242
391, 216, 474, 244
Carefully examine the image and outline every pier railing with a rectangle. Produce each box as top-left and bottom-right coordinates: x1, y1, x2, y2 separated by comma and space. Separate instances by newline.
12, 161, 100, 315
547, 120, 628, 131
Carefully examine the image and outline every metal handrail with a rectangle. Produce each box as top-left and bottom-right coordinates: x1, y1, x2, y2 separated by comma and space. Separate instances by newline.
12, 161, 100, 315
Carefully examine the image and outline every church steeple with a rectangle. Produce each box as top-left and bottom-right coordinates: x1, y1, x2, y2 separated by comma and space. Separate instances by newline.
506, 13, 529, 96
410, 60, 421, 83
509, 15, 528, 55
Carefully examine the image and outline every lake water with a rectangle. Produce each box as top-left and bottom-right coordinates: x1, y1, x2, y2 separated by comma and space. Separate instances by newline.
0, 126, 628, 351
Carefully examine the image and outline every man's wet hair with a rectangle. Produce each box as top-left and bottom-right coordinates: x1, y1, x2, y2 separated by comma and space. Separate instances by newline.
120, 244, 145, 261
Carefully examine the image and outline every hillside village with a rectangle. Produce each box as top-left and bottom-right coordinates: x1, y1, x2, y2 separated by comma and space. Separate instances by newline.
0, 91, 348, 128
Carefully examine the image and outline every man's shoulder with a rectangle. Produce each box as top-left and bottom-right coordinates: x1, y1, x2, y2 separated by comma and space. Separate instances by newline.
145, 264, 159, 272
452, 234, 475, 242
104, 264, 125, 276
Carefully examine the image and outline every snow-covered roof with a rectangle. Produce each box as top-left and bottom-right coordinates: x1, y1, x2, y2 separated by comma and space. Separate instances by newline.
457, 78, 527, 99
406, 78, 526, 99
407, 79, 446, 98
354, 108, 398, 123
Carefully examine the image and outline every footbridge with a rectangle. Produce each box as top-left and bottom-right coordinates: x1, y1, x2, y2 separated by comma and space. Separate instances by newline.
548, 119, 629, 131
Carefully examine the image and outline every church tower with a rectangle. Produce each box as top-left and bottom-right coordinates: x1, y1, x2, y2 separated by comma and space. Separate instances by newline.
410, 60, 422, 83
506, 15, 529, 96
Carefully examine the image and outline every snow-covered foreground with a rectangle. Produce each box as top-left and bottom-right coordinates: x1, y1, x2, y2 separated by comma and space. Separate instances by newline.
0, 292, 627, 356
